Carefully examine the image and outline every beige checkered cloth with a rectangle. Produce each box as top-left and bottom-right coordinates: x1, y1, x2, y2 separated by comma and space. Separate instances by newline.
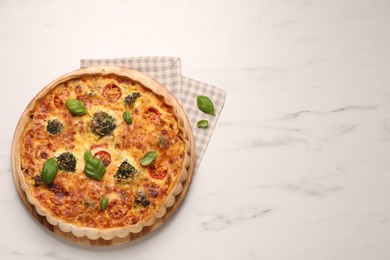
80, 57, 226, 172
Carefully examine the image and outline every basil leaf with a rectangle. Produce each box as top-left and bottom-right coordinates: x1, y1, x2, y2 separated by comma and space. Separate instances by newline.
100, 197, 108, 211
84, 150, 94, 161
41, 157, 58, 185
197, 95, 215, 116
140, 151, 157, 166
197, 120, 209, 128
65, 99, 87, 115
123, 111, 132, 124
84, 151, 106, 181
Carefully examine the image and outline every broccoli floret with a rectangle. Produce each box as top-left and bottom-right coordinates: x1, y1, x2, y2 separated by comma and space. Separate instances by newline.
57, 152, 76, 172
123, 92, 141, 106
134, 191, 150, 207
90, 111, 116, 137
114, 161, 139, 180
46, 119, 63, 135
33, 175, 43, 187
158, 136, 169, 149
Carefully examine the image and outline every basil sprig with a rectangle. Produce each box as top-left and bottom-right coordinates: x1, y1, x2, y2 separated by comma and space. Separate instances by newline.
84, 151, 106, 181
140, 151, 157, 166
197, 95, 215, 116
197, 120, 209, 128
65, 99, 87, 115
41, 157, 58, 185
123, 111, 132, 124
100, 197, 108, 211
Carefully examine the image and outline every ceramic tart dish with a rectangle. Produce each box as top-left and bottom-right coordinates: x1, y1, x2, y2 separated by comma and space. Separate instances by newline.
11, 66, 195, 245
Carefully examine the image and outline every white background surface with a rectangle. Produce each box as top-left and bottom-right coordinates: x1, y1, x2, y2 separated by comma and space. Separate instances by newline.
1, 0, 390, 259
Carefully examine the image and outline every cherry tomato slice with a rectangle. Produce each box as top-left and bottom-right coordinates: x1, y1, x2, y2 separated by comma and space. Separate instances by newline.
53, 95, 64, 110
102, 83, 122, 103
144, 107, 161, 122
76, 94, 93, 108
148, 165, 168, 179
147, 107, 160, 115
93, 151, 111, 167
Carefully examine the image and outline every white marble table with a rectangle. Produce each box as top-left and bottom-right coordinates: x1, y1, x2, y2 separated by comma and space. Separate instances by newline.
1, 0, 390, 259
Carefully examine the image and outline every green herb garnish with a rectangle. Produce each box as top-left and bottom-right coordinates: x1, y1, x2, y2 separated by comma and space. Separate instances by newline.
84, 151, 106, 181
41, 157, 58, 185
197, 120, 209, 128
100, 197, 108, 211
197, 95, 215, 116
65, 99, 87, 115
140, 151, 157, 166
123, 111, 132, 124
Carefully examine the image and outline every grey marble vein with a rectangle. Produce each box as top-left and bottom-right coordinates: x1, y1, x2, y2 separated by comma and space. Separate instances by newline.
218, 121, 301, 133
4, 248, 70, 260
251, 180, 343, 197
336, 124, 358, 135
281, 106, 377, 120
320, 124, 358, 141
277, 182, 343, 196
238, 136, 309, 150
380, 124, 390, 141
201, 207, 272, 231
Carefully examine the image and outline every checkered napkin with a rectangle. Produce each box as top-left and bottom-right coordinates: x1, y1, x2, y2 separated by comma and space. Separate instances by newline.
80, 57, 226, 172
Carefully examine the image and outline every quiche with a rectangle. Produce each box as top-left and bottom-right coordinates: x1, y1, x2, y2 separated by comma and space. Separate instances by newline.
13, 67, 191, 240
